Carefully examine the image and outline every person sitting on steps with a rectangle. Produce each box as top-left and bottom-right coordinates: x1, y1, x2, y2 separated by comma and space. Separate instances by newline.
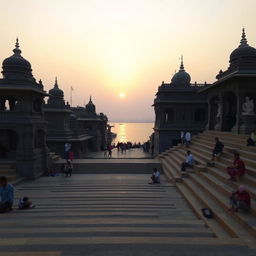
247, 131, 256, 146
149, 168, 160, 184
181, 150, 195, 172
229, 185, 251, 212
212, 137, 224, 161
226, 153, 246, 181
0, 176, 14, 213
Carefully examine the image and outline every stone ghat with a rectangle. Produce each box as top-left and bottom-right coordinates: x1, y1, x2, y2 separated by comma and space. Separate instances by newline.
159, 130, 256, 246
3, 174, 254, 255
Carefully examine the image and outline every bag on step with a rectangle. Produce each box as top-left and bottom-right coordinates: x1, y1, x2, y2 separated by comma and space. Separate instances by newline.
201, 208, 214, 218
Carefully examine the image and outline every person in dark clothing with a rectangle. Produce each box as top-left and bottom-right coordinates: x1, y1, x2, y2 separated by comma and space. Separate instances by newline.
212, 137, 224, 161
247, 132, 255, 146
65, 160, 73, 177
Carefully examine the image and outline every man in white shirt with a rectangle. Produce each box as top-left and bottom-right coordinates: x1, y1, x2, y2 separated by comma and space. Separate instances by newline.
181, 151, 195, 172
149, 168, 160, 184
185, 132, 191, 147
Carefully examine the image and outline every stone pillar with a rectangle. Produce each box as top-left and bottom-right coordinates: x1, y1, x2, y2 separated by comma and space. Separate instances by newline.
232, 91, 241, 134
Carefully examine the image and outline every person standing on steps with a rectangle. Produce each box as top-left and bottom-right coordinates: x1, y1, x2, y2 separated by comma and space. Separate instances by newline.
181, 150, 195, 172
184, 131, 191, 147
65, 160, 73, 177
226, 153, 246, 181
212, 137, 224, 161
0, 176, 14, 213
180, 131, 184, 145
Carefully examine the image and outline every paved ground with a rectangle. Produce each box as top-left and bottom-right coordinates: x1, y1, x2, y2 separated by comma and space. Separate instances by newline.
84, 148, 152, 159
0, 174, 255, 256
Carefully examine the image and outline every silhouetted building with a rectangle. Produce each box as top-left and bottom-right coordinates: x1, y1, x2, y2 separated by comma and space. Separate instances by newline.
153, 58, 208, 154
0, 39, 47, 178
200, 28, 256, 133
0, 40, 109, 178
44, 79, 108, 158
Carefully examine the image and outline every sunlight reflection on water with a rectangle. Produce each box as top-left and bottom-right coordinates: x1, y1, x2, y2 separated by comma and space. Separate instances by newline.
110, 122, 154, 143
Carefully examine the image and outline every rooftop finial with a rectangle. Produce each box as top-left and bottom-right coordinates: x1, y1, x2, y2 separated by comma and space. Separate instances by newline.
15, 38, 19, 48
13, 37, 21, 55
54, 76, 58, 88
179, 55, 184, 70
240, 27, 248, 46
89, 96, 92, 103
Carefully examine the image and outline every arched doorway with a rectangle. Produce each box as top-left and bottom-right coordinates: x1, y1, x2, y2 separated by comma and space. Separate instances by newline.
0, 130, 17, 158
223, 92, 237, 131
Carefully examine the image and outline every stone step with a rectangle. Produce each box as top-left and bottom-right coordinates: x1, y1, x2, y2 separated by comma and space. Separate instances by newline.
182, 177, 254, 239
176, 182, 231, 238
188, 173, 256, 236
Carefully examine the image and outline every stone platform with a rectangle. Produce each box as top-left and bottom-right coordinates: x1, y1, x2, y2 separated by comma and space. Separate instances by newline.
54, 158, 162, 174
0, 174, 255, 255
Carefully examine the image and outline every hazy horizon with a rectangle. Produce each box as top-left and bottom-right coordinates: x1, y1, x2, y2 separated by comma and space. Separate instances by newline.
1, 0, 256, 121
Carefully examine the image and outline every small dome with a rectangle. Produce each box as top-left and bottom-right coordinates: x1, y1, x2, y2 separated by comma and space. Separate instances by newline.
86, 96, 96, 113
49, 77, 64, 98
2, 38, 34, 81
230, 29, 256, 61
171, 58, 191, 86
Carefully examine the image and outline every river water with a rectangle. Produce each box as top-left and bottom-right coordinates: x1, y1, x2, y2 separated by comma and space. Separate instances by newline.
110, 122, 154, 144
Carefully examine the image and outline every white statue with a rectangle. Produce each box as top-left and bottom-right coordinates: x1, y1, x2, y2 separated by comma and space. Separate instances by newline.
216, 101, 221, 119
242, 97, 255, 115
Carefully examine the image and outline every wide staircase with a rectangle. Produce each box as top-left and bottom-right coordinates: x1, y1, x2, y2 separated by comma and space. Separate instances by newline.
0, 174, 255, 255
159, 130, 256, 246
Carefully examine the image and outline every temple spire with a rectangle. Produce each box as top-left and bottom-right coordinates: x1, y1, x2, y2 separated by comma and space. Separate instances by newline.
13, 37, 21, 55
89, 96, 92, 103
54, 77, 58, 88
179, 55, 184, 71
240, 27, 248, 46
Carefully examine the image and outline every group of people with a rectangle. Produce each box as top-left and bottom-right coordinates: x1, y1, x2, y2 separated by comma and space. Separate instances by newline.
104, 141, 146, 158
180, 131, 192, 147
179, 137, 251, 213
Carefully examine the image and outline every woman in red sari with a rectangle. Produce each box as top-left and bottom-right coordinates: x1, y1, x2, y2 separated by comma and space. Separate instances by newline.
226, 153, 245, 181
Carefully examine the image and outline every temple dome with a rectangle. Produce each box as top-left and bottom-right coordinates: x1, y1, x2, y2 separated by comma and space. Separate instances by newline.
86, 96, 96, 113
171, 57, 191, 86
230, 28, 256, 61
2, 38, 34, 81
49, 77, 64, 98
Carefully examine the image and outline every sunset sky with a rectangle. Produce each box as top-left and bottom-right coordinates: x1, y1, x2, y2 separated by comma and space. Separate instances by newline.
0, 0, 256, 121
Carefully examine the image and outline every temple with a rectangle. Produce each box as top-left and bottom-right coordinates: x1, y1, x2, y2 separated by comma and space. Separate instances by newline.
153, 57, 208, 154
153, 28, 256, 154
0, 39, 109, 177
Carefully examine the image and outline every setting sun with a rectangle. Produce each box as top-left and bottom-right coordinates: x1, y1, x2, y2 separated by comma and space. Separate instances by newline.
119, 92, 126, 98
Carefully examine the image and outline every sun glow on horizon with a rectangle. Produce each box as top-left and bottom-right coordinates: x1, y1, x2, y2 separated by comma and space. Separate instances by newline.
119, 92, 126, 98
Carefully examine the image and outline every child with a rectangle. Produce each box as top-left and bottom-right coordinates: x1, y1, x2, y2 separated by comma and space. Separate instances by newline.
18, 197, 35, 209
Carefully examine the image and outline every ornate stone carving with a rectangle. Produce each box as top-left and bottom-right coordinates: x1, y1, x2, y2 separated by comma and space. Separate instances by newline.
242, 97, 255, 115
